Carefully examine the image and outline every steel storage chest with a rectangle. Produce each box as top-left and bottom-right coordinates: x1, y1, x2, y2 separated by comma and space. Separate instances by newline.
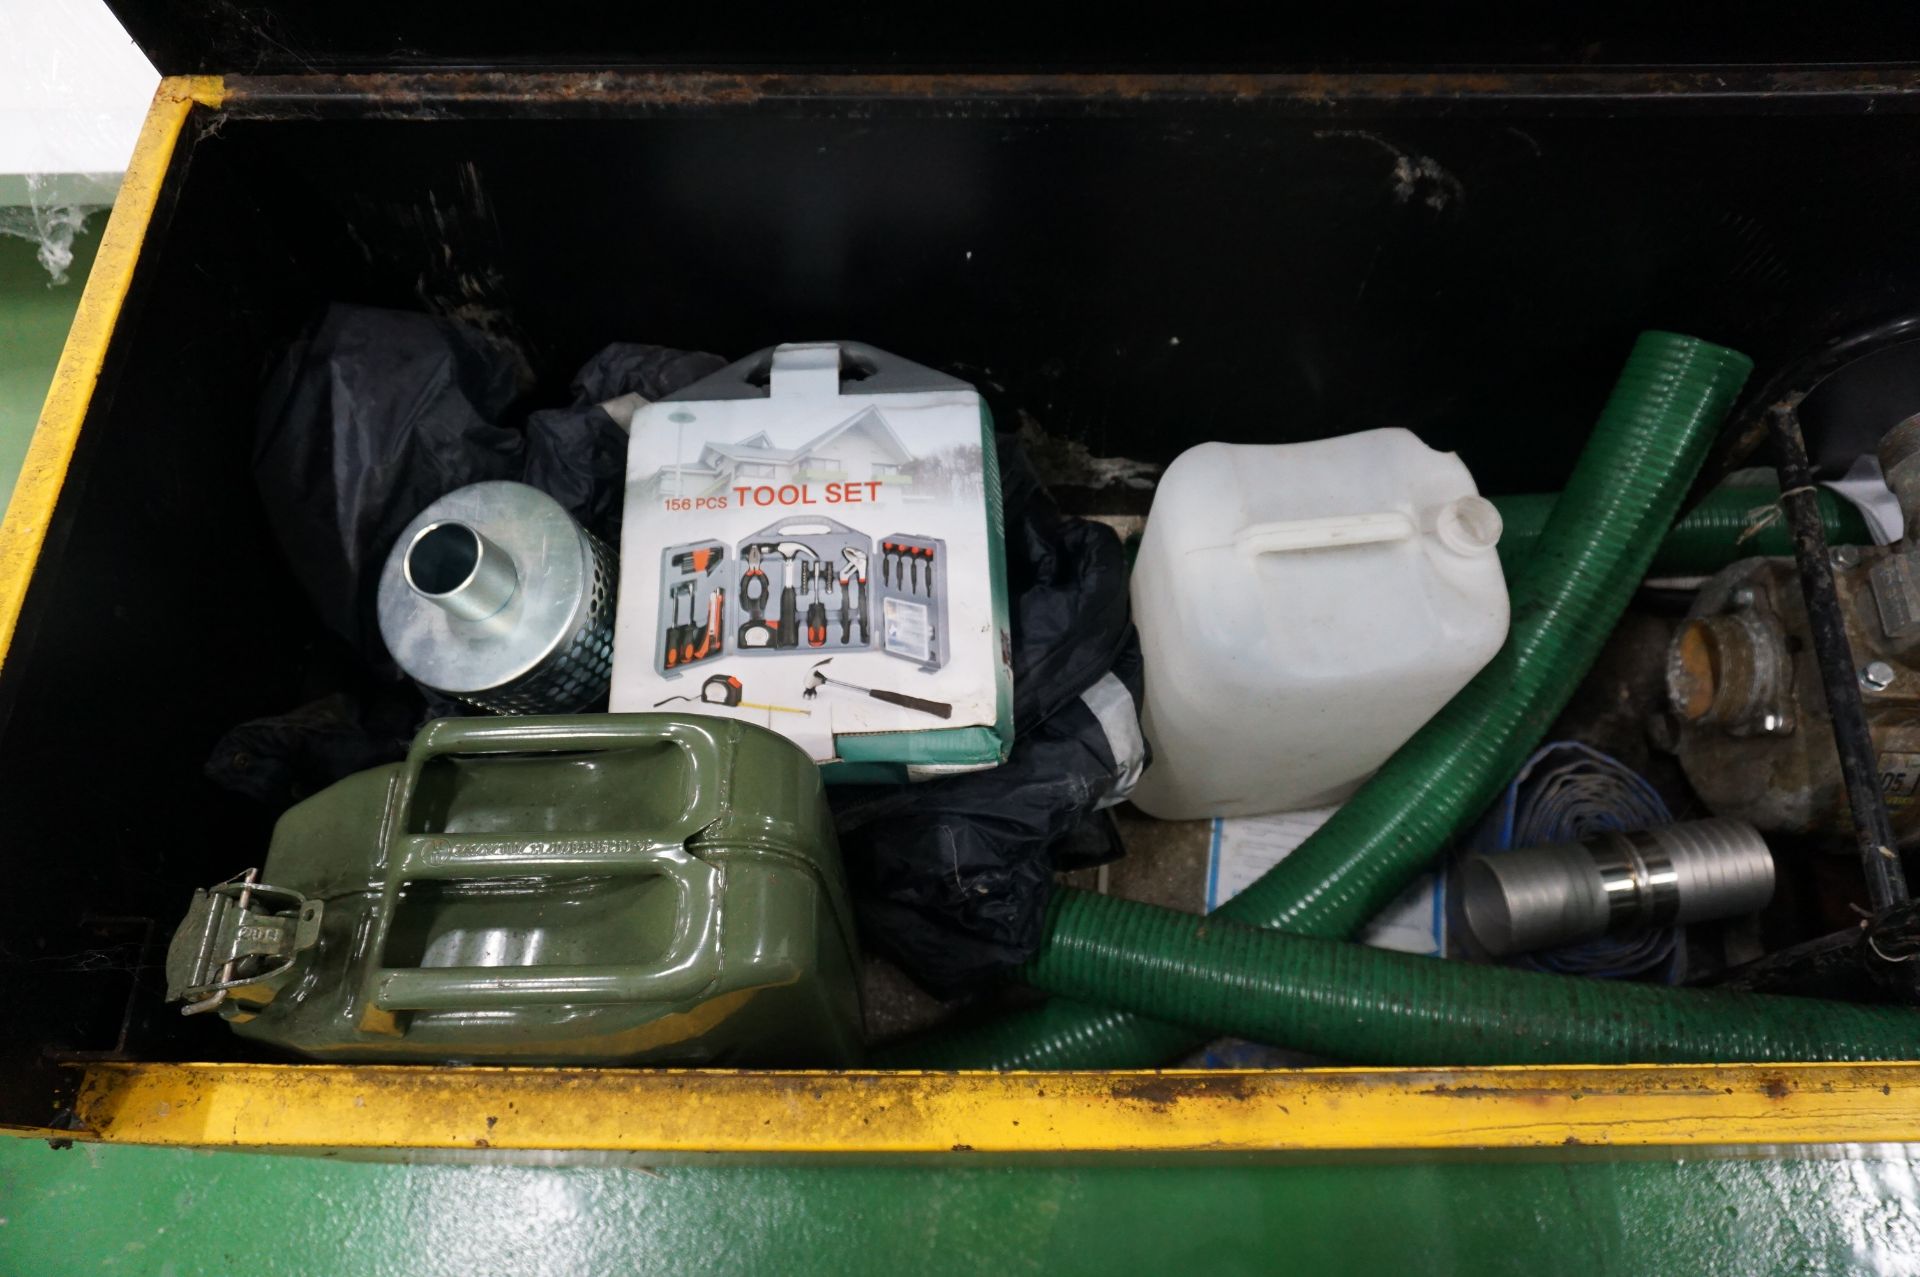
9, 9, 1920, 1156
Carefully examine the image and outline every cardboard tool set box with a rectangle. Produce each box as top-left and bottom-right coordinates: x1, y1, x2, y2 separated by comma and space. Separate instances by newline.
610, 341, 1013, 777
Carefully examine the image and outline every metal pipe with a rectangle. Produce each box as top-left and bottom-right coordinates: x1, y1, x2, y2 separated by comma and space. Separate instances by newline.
1767, 401, 1910, 910
404, 520, 520, 622
1460, 819, 1774, 957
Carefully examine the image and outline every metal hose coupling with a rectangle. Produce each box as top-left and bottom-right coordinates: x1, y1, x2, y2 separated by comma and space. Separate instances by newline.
1461, 819, 1775, 957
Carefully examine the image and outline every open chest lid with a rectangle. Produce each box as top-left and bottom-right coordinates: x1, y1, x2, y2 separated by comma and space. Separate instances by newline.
103, 2, 1920, 77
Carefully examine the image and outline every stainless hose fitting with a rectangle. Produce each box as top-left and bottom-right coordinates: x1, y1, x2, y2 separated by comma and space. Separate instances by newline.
1461, 818, 1775, 957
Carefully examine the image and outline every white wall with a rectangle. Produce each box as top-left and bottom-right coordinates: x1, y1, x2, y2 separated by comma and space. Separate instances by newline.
0, 0, 157, 206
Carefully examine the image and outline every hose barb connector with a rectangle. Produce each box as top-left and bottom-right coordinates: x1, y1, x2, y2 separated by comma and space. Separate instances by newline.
1461, 819, 1774, 957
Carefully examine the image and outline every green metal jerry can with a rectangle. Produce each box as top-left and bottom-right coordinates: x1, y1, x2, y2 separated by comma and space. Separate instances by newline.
165, 715, 863, 1065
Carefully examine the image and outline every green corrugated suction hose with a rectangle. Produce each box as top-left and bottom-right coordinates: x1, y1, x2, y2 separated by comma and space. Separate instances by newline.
882, 331, 1756, 1070
1494, 484, 1870, 578
1025, 890, 1920, 1064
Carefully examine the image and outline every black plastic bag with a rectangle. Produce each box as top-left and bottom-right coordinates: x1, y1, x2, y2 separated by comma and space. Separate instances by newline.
254, 307, 725, 669
829, 437, 1146, 997
569, 341, 725, 408
227, 309, 723, 809
521, 343, 726, 546
205, 691, 423, 810
254, 305, 527, 672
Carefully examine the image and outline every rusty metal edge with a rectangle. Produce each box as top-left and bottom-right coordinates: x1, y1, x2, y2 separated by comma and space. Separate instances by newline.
26, 1060, 1920, 1158
212, 66, 1920, 120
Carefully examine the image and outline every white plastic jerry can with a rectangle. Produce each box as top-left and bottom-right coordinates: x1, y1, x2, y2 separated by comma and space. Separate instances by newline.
1129, 428, 1509, 820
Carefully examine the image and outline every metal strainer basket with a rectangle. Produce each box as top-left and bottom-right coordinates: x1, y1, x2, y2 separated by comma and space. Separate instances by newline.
377, 482, 616, 714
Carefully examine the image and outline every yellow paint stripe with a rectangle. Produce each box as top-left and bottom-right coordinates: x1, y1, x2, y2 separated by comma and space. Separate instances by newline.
0, 76, 223, 672
46, 1062, 1920, 1154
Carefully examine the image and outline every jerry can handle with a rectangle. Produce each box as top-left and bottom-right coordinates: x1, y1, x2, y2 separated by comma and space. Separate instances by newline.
400, 712, 734, 764
390, 713, 734, 848
1231, 497, 1501, 558
1233, 511, 1416, 555
371, 846, 724, 1011
356, 714, 735, 1019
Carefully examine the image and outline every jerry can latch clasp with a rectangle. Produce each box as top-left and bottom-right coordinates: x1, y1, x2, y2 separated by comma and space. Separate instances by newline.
165, 869, 323, 1017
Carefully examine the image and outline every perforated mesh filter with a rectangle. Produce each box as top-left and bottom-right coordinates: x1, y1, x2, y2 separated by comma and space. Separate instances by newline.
453, 527, 617, 715
378, 482, 619, 716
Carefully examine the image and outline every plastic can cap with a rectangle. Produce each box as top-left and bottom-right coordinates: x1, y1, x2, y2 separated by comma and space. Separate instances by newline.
1435, 495, 1503, 556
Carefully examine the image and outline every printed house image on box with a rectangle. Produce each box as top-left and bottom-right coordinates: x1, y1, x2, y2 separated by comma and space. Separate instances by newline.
640, 404, 918, 501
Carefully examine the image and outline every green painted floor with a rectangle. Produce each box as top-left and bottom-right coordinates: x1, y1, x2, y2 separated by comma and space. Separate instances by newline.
3, 1139, 1920, 1276
7, 210, 1920, 1276
0, 222, 100, 511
